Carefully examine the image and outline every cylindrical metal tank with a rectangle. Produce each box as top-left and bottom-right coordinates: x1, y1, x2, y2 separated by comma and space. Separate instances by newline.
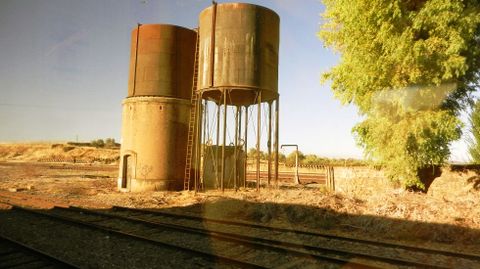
118, 97, 190, 192
198, 3, 280, 105
128, 24, 197, 99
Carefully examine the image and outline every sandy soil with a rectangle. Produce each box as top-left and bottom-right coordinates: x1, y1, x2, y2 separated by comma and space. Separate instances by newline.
0, 159, 479, 257
0, 143, 119, 164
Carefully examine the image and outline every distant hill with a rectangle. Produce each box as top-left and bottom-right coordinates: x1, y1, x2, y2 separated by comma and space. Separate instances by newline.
0, 143, 119, 164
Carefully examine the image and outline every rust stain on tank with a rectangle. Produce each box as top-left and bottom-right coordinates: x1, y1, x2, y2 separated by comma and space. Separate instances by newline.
198, 3, 280, 105
128, 24, 197, 99
120, 24, 196, 192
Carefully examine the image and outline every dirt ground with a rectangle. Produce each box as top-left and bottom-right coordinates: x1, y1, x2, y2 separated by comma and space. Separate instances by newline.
0, 157, 479, 257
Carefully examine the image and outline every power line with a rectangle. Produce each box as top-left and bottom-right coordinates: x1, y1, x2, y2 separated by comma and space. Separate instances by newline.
0, 103, 114, 111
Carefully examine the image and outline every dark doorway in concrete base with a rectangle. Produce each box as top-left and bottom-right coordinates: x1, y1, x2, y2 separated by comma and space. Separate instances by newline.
122, 155, 132, 189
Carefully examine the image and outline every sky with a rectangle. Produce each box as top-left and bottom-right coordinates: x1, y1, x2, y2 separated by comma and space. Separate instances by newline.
0, 0, 472, 161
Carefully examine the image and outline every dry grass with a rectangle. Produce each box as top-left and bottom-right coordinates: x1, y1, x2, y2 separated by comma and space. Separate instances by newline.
0, 143, 479, 253
168, 186, 480, 254
0, 143, 119, 164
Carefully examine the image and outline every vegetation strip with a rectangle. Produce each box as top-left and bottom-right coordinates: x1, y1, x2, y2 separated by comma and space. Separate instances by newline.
0, 233, 80, 268
113, 206, 480, 261
9, 205, 265, 269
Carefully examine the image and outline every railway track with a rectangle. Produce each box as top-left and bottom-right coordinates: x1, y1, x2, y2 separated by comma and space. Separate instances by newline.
4, 205, 352, 268
1, 206, 259, 268
3, 203, 478, 268
245, 172, 325, 183
0, 161, 117, 172
102, 206, 480, 269
0, 234, 78, 268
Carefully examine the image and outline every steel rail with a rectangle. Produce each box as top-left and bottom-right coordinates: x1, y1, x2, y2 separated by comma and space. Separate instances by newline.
9, 205, 265, 269
63, 206, 449, 269
0, 233, 80, 268
245, 172, 324, 182
112, 205, 480, 263
60, 206, 379, 268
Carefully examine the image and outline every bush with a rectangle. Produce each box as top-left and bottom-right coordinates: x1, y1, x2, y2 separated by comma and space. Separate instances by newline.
105, 138, 117, 148
91, 139, 105, 148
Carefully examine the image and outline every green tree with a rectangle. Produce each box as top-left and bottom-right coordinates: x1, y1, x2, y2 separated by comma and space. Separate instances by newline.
247, 148, 286, 162
105, 138, 117, 148
319, 0, 480, 190
468, 100, 480, 163
285, 150, 305, 166
91, 139, 105, 148
303, 154, 319, 165
247, 148, 266, 160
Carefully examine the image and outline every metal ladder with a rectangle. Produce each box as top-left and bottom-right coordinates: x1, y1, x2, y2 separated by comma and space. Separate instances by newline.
184, 30, 200, 191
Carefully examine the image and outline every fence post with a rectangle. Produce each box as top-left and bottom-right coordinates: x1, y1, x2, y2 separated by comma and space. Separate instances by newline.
326, 166, 335, 192
326, 166, 330, 190
330, 166, 335, 191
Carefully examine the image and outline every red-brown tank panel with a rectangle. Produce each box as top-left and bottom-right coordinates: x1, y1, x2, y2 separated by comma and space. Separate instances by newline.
128, 24, 197, 99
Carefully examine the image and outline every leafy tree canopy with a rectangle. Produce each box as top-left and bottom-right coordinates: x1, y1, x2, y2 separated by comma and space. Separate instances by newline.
286, 150, 306, 166
468, 100, 480, 163
319, 0, 480, 189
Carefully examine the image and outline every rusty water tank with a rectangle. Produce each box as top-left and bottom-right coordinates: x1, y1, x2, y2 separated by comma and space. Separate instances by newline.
127, 24, 197, 99
198, 3, 280, 105
118, 97, 190, 192
119, 23, 197, 192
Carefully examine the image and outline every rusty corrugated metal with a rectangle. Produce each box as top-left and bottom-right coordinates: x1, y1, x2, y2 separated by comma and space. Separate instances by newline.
198, 3, 280, 105
127, 24, 197, 99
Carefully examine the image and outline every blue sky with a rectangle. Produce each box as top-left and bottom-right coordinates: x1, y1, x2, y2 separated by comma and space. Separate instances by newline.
0, 0, 471, 161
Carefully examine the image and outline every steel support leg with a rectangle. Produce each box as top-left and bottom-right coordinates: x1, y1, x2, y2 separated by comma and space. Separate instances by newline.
215, 96, 221, 189
274, 97, 279, 188
221, 90, 227, 192
256, 91, 262, 191
244, 106, 248, 188
267, 101, 272, 186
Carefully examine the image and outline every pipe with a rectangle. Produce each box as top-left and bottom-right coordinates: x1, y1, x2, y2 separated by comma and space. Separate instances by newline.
132, 23, 141, 96
281, 143, 299, 184
209, 2, 217, 87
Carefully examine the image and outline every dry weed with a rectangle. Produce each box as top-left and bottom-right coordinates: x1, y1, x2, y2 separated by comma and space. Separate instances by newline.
0, 143, 119, 164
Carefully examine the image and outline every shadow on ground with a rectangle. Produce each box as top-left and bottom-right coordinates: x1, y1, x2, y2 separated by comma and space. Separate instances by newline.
1, 196, 479, 268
